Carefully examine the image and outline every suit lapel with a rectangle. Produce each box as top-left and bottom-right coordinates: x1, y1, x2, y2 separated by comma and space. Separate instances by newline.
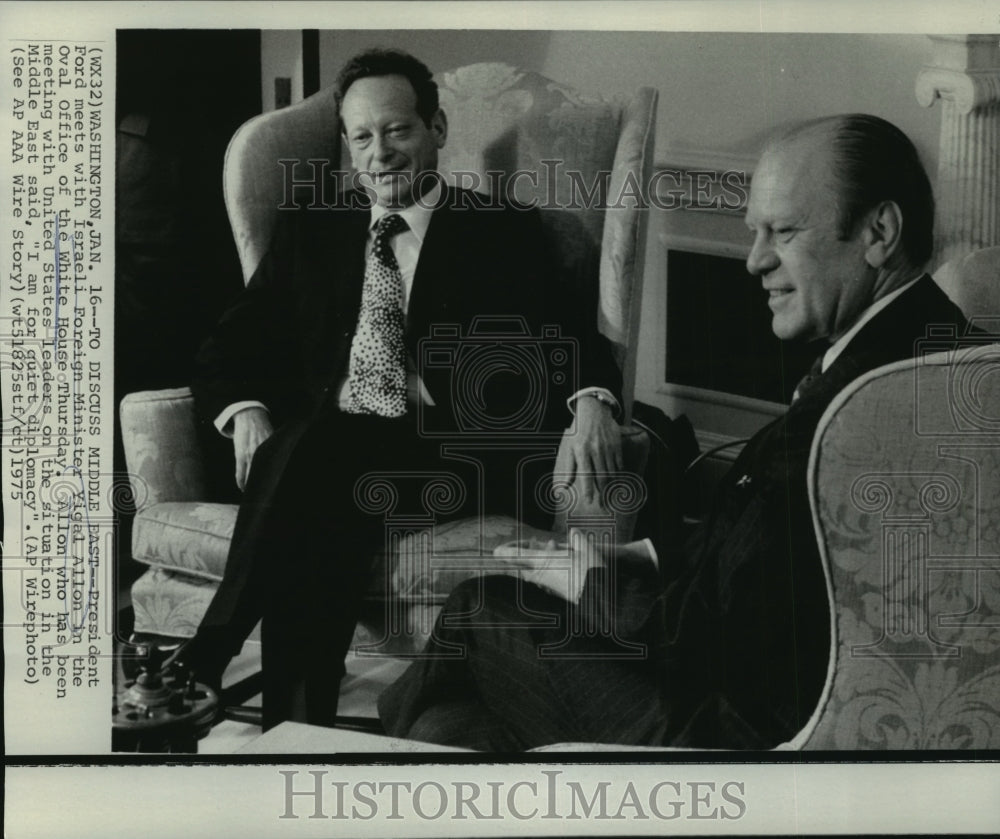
407, 191, 461, 351
332, 207, 371, 325
823, 275, 955, 383
791, 275, 965, 421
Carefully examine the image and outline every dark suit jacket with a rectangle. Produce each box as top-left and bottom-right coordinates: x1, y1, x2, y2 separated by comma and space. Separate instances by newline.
193, 186, 620, 431
573, 275, 970, 748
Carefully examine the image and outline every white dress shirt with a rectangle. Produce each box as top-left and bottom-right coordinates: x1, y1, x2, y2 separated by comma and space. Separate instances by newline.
820, 277, 920, 373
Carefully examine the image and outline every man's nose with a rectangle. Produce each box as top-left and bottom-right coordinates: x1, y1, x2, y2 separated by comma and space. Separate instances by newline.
746, 232, 779, 276
371, 134, 395, 163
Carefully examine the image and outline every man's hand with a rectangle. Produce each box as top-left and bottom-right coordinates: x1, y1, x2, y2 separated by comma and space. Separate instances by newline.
493, 531, 604, 603
232, 406, 274, 491
565, 395, 623, 504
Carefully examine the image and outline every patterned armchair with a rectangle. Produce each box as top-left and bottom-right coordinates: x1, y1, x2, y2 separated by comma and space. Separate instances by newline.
796, 342, 1000, 749
119, 65, 659, 690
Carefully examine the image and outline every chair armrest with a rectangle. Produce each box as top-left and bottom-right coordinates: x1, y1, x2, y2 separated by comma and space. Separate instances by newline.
119, 387, 209, 511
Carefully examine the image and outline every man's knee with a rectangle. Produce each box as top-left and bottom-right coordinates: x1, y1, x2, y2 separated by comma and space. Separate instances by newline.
406, 700, 514, 749
439, 574, 567, 638
442, 574, 522, 617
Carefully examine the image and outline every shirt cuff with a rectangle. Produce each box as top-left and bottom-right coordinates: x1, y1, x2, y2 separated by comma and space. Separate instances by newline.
640, 537, 659, 571
566, 387, 621, 419
215, 401, 268, 437
606, 538, 659, 572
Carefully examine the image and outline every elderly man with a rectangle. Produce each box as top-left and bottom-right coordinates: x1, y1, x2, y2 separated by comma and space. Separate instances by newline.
176, 49, 622, 728
378, 113, 972, 750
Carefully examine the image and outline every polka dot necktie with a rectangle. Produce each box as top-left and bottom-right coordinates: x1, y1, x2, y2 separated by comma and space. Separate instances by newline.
345, 213, 409, 417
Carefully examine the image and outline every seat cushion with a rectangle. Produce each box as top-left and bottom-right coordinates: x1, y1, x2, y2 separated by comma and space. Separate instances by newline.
131, 566, 250, 640
132, 502, 238, 581
134, 502, 558, 598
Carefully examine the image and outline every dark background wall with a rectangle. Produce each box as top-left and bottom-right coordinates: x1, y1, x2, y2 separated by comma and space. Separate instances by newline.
115, 30, 262, 608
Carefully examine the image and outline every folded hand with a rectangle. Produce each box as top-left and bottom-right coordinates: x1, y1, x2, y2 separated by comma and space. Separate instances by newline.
564, 395, 623, 504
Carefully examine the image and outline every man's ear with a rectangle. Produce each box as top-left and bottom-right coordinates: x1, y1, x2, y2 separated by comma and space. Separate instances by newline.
430, 109, 448, 148
863, 200, 904, 269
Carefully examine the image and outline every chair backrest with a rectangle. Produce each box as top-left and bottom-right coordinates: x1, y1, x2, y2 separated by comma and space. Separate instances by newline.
222, 63, 658, 419
435, 64, 657, 416
933, 245, 1000, 332
792, 346, 1000, 749
223, 86, 341, 282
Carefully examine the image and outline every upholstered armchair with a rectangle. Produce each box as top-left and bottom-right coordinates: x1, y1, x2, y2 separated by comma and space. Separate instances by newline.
794, 342, 1000, 750
120, 65, 659, 692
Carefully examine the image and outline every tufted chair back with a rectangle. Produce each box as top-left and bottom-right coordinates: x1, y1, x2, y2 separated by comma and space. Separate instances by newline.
223, 86, 341, 283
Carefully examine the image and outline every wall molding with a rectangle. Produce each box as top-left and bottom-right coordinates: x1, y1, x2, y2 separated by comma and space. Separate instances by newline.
656, 382, 785, 419
657, 147, 758, 178
660, 232, 750, 261
649, 147, 757, 217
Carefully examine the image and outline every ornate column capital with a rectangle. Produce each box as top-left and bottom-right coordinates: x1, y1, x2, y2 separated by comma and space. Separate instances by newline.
916, 68, 1000, 114
916, 35, 1000, 115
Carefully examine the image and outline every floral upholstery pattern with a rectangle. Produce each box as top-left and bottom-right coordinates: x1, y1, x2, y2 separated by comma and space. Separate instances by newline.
120, 387, 208, 510
797, 347, 1000, 750
132, 502, 238, 580
131, 565, 397, 652
131, 566, 252, 641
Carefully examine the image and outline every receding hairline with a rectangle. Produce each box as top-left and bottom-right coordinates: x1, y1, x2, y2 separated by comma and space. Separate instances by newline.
756, 119, 842, 202
763, 115, 847, 155
340, 72, 421, 106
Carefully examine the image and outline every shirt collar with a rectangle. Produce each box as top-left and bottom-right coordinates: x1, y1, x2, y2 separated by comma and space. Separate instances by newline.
821, 276, 921, 372
369, 180, 441, 245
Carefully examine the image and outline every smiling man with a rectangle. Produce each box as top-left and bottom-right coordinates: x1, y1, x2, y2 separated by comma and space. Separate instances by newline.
379, 114, 973, 751
341, 72, 447, 210
178, 49, 622, 728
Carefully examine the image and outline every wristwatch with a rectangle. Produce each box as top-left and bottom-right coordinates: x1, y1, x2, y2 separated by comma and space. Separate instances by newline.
584, 391, 617, 412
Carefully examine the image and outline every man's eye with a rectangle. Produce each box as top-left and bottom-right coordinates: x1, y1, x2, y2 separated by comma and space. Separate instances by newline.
774, 227, 797, 241
351, 134, 371, 146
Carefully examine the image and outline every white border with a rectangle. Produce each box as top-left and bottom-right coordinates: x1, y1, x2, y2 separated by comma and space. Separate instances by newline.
3, 1, 999, 837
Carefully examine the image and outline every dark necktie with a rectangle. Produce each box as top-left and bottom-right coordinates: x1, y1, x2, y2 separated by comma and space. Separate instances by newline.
792, 354, 825, 403
345, 213, 409, 417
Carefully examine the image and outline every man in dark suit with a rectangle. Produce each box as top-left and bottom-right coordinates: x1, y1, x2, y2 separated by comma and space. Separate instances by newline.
378, 113, 973, 750
179, 49, 623, 728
